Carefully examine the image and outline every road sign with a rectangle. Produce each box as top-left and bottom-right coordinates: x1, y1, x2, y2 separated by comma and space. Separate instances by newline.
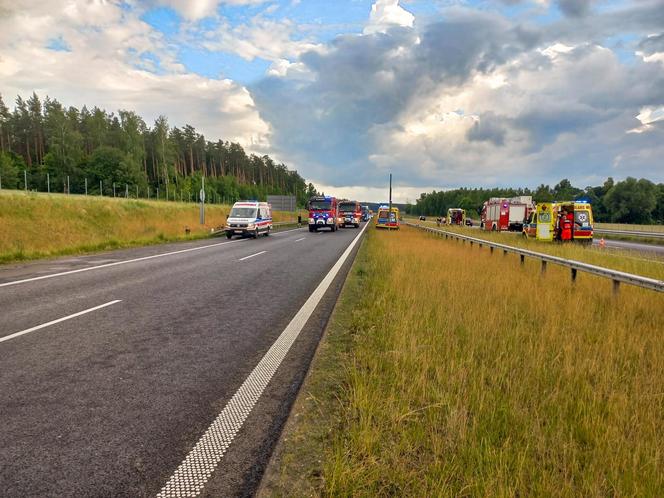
267, 195, 296, 211
199, 189, 206, 202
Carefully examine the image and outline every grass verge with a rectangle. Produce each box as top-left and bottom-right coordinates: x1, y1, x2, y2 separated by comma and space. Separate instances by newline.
0, 190, 301, 264
262, 224, 664, 496
415, 221, 664, 281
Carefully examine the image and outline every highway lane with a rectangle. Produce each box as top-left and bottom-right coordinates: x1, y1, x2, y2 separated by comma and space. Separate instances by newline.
595, 237, 664, 256
0, 224, 366, 497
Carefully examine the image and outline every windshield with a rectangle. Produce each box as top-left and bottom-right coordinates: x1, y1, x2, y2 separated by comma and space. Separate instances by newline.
310, 200, 332, 210
339, 203, 356, 212
378, 210, 388, 219
229, 207, 257, 218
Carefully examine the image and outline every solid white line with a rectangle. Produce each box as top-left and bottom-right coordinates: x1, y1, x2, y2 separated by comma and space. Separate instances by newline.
0, 239, 248, 289
238, 251, 266, 261
0, 300, 122, 344
157, 221, 369, 498
294, 237, 306, 242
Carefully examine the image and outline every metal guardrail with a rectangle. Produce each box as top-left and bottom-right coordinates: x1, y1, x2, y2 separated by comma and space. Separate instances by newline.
406, 222, 664, 294
210, 221, 301, 236
594, 228, 664, 239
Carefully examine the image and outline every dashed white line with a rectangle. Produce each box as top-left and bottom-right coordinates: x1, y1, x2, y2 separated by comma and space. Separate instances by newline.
238, 251, 267, 261
294, 237, 306, 242
156, 221, 369, 498
0, 300, 122, 344
0, 239, 249, 289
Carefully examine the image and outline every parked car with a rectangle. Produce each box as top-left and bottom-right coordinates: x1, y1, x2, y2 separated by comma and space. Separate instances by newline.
465, 219, 473, 226
419, 216, 426, 221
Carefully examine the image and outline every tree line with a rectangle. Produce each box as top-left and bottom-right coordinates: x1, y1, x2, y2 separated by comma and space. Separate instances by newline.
407, 178, 664, 224
0, 92, 318, 205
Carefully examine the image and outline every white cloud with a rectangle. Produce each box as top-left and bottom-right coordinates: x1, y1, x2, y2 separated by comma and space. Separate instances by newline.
627, 106, 664, 134
199, 16, 322, 62
364, 0, 415, 35
155, 0, 269, 20
0, 0, 271, 150
313, 184, 434, 204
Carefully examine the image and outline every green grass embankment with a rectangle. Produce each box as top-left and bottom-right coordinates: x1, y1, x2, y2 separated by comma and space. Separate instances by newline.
261, 224, 664, 497
0, 190, 298, 264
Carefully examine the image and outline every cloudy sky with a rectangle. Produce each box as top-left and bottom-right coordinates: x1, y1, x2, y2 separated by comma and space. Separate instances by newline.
1, 0, 663, 202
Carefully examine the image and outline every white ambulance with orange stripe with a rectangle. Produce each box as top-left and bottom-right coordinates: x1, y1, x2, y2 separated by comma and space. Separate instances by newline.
224, 201, 272, 239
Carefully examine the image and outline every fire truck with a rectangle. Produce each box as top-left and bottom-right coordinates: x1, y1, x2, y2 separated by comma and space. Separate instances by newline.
308, 195, 340, 232
481, 196, 534, 232
338, 199, 362, 228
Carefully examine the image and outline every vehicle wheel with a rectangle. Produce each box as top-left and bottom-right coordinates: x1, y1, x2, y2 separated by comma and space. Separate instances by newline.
355, 223, 359, 228
254, 228, 259, 238
226, 232, 233, 239
264, 227, 270, 236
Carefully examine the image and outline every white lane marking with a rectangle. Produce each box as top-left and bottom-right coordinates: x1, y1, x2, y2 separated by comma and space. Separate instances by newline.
271, 227, 305, 236
157, 221, 369, 498
0, 300, 122, 344
294, 237, 306, 242
0, 239, 249, 289
238, 251, 267, 262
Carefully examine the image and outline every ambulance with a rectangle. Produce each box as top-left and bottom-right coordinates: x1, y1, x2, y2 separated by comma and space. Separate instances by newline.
447, 208, 466, 226
376, 205, 400, 229
224, 201, 272, 239
523, 201, 593, 243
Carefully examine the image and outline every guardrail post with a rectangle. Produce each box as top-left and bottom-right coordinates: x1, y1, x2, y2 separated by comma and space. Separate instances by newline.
490, 246, 494, 254
571, 268, 577, 283
520, 254, 525, 265
541, 261, 547, 274
613, 280, 620, 295
503, 249, 508, 256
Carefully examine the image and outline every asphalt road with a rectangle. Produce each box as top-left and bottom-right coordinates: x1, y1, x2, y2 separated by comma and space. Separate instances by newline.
595, 237, 664, 256
0, 224, 366, 497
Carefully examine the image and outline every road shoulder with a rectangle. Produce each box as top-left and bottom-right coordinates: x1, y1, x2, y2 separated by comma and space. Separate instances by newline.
256, 233, 369, 497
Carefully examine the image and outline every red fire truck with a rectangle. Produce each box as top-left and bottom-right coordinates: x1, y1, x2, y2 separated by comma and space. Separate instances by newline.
481, 196, 533, 232
338, 199, 362, 228
308, 195, 340, 232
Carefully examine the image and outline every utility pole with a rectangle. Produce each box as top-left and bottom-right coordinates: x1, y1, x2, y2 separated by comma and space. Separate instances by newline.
200, 176, 206, 225
389, 173, 392, 224
85, 178, 88, 195
47, 173, 50, 193
24, 170, 27, 191
100, 180, 103, 196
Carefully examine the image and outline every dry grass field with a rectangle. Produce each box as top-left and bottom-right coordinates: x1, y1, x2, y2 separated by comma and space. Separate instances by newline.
0, 191, 300, 263
263, 224, 664, 497
417, 222, 664, 281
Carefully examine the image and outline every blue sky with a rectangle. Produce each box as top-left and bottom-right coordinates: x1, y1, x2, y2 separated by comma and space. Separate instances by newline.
2, 0, 664, 201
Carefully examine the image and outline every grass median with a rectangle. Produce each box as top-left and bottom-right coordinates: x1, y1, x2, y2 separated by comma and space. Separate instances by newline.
414, 220, 664, 281
262, 224, 664, 496
0, 190, 301, 264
